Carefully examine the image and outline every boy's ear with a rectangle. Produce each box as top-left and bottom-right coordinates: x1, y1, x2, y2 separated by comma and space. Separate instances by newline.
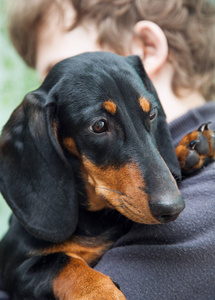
125, 55, 181, 180
132, 21, 168, 77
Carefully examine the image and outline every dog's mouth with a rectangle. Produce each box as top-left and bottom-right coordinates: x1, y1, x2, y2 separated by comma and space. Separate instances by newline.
155, 213, 180, 223
89, 185, 159, 224
81, 159, 160, 224
81, 157, 184, 224
95, 187, 183, 224
86, 184, 184, 224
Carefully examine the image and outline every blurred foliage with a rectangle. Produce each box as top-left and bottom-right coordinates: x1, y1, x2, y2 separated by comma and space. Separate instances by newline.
0, 0, 40, 238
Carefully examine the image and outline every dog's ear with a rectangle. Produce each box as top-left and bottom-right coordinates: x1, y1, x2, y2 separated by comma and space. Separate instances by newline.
0, 92, 78, 242
125, 55, 181, 179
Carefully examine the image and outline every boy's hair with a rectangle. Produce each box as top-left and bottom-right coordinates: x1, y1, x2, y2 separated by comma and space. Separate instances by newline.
7, 0, 215, 99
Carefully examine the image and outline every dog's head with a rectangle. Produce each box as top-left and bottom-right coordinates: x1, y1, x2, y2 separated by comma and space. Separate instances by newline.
0, 52, 184, 242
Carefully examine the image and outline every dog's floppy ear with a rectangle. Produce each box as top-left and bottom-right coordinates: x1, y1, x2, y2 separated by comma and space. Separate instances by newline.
125, 55, 181, 179
0, 92, 78, 242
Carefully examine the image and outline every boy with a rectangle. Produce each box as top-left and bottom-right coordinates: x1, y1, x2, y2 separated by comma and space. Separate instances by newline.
8, 0, 215, 121
1, 0, 215, 299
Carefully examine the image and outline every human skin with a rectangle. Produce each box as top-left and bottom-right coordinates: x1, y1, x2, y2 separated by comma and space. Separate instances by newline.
36, 2, 205, 122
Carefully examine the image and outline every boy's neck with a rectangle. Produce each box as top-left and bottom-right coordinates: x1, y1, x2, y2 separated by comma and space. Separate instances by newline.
150, 63, 206, 122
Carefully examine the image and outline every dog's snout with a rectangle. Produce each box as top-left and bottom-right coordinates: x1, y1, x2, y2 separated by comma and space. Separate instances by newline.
150, 195, 185, 223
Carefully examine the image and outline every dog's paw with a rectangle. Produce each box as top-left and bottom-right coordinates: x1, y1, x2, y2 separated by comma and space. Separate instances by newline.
175, 122, 215, 174
75, 275, 126, 300
55, 268, 126, 300
54, 255, 127, 300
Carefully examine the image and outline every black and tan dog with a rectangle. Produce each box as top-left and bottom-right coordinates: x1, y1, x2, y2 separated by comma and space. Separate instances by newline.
0, 52, 214, 299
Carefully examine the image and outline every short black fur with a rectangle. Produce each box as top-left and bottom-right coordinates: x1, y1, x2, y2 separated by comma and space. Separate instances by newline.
0, 52, 183, 299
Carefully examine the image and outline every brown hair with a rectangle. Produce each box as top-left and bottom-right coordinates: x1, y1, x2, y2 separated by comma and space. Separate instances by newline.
7, 0, 215, 99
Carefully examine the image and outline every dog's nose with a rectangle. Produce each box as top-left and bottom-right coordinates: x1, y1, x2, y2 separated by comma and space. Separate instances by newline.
150, 195, 185, 223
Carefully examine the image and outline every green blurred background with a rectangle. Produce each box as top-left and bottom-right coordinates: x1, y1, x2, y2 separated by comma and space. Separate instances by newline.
0, 0, 40, 239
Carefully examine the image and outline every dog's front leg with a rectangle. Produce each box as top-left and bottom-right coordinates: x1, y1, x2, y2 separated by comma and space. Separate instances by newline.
53, 254, 126, 300
2, 251, 125, 300
1, 221, 126, 299
34, 235, 127, 299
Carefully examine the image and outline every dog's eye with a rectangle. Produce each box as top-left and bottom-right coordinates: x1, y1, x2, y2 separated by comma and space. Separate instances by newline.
90, 119, 108, 134
149, 108, 157, 121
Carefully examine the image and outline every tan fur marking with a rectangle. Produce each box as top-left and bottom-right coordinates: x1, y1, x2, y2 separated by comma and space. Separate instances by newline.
53, 257, 126, 299
81, 157, 159, 224
102, 100, 117, 115
52, 120, 65, 152
139, 97, 151, 113
180, 132, 200, 145
176, 131, 200, 169
63, 137, 80, 157
81, 164, 111, 211
52, 121, 58, 140
176, 131, 199, 169
47, 238, 125, 299
40, 237, 112, 266
175, 145, 189, 169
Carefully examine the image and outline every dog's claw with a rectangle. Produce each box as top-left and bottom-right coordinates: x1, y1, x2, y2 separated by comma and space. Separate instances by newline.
176, 122, 215, 174
198, 122, 211, 132
189, 139, 200, 150
112, 279, 121, 290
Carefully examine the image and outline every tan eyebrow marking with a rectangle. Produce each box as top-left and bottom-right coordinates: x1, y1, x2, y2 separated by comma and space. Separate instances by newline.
102, 100, 117, 115
139, 97, 151, 113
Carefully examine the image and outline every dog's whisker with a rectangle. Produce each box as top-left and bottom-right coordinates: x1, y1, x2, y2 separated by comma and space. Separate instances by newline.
96, 186, 128, 197
96, 187, 143, 213
113, 203, 141, 220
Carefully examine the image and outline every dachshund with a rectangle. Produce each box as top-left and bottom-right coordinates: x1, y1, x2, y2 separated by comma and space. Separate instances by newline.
0, 52, 214, 299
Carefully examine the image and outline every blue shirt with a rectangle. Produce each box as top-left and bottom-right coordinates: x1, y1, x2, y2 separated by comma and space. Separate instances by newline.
95, 102, 215, 300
